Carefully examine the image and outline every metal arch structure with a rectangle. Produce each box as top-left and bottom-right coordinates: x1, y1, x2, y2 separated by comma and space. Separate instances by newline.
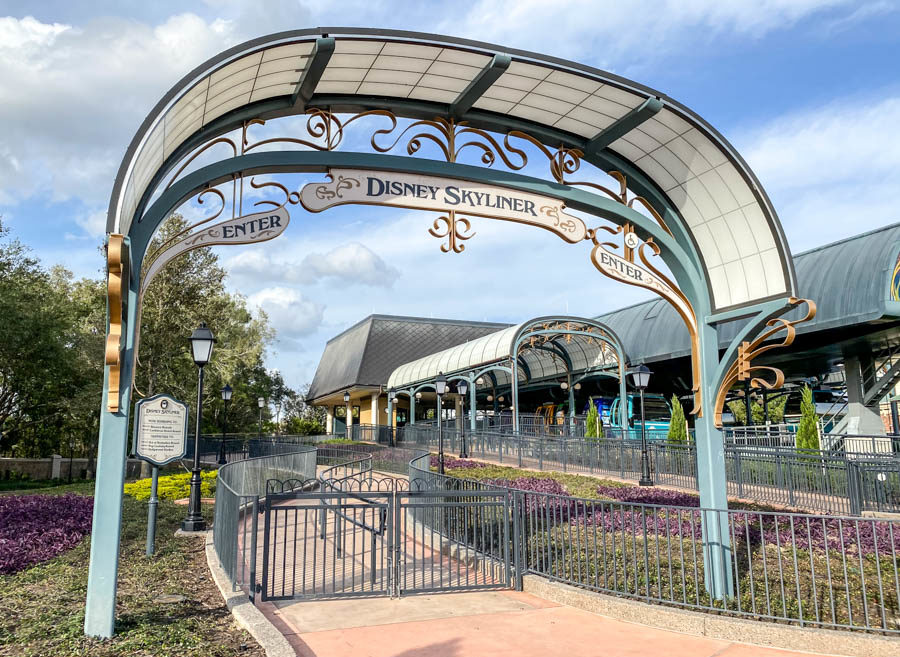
87, 28, 814, 637
386, 316, 627, 435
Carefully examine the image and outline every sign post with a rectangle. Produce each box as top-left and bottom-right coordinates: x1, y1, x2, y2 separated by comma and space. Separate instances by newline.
132, 394, 188, 556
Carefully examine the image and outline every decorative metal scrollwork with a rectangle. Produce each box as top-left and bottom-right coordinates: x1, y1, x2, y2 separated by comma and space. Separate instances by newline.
428, 211, 475, 253
713, 298, 817, 427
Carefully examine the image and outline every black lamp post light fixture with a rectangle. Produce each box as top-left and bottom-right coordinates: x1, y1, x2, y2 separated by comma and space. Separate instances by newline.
435, 372, 448, 474
183, 322, 215, 532
218, 383, 232, 465
257, 396, 265, 437
456, 378, 469, 458
629, 364, 654, 487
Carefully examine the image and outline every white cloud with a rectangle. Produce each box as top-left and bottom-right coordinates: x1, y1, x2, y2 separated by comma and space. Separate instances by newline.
737, 94, 900, 251
247, 286, 325, 342
441, 0, 854, 62
226, 241, 400, 287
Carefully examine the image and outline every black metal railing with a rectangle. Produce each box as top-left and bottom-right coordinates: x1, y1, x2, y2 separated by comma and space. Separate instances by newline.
408, 453, 900, 635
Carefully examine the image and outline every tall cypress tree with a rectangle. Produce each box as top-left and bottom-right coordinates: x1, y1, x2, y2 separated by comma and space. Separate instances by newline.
667, 394, 688, 443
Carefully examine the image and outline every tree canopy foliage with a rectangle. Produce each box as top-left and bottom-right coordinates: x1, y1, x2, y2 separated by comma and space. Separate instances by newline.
0, 215, 321, 460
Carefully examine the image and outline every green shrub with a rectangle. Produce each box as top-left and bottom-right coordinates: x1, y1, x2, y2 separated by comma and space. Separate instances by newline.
124, 470, 217, 501
796, 385, 820, 451
585, 400, 602, 439
667, 394, 688, 443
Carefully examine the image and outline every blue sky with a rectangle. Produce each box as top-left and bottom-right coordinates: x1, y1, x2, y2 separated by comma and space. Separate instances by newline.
1, 1, 899, 389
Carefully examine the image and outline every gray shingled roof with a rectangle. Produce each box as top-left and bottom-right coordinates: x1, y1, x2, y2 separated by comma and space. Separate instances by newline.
597, 222, 900, 363
306, 315, 510, 401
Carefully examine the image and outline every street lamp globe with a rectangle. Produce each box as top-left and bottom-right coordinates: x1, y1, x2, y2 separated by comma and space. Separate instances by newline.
188, 322, 216, 366
221, 384, 233, 401
343, 391, 351, 403
560, 381, 569, 390
415, 391, 422, 400
389, 387, 397, 402
435, 372, 448, 395
630, 364, 652, 390
257, 396, 265, 408
456, 379, 468, 396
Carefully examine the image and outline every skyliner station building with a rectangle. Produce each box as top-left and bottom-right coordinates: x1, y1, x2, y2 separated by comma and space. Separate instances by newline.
308, 221, 900, 442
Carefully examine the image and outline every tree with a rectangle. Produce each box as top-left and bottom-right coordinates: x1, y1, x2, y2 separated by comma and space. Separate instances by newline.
727, 391, 788, 425
136, 214, 275, 435
667, 394, 688, 443
585, 399, 602, 439
0, 222, 88, 457
796, 385, 820, 451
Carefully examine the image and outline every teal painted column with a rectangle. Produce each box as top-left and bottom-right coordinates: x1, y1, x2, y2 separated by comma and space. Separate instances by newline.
567, 375, 575, 433
84, 258, 138, 637
696, 319, 734, 600
469, 385, 477, 433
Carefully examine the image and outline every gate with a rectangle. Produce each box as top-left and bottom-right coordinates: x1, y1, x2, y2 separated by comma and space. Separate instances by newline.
258, 477, 513, 601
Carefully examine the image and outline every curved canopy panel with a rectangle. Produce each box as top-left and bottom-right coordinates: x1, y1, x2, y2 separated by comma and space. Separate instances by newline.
386, 316, 623, 390
109, 28, 795, 312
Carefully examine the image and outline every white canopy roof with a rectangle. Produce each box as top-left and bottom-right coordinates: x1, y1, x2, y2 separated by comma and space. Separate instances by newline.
109, 28, 795, 312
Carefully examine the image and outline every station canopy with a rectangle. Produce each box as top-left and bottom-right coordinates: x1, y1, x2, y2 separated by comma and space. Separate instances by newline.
109, 28, 794, 313
386, 316, 623, 391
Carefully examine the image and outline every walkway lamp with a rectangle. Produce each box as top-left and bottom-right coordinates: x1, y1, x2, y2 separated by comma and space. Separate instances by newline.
435, 372, 448, 474
388, 387, 397, 446
257, 397, 265, 437
630, 364, 654, 486
218, 384, 232, 465
183, 322, 215, 532
456, 379, 469, 458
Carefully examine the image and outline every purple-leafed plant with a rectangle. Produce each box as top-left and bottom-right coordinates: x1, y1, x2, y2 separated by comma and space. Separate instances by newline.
430, 455, 489, 470
0, 494, 94, 574
596, 484, 700, 507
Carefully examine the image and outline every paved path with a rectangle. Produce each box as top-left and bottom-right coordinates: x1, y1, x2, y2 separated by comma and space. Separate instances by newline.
259, 589, 837, 657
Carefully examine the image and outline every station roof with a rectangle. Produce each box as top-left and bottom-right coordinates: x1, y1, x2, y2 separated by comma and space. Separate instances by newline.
386, 316, 623, 390
110, 27, 794, 313
306, 314, 509, 402
598, 222, 900, 364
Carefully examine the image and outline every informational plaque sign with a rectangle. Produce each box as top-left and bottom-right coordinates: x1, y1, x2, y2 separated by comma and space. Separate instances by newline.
133, 394, 189, 466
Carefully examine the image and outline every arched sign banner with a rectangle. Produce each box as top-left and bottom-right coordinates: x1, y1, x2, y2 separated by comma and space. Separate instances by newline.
300, 169, 588, 243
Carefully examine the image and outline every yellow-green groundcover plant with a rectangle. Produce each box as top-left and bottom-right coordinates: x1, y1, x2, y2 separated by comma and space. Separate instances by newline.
124, 470, 217, 501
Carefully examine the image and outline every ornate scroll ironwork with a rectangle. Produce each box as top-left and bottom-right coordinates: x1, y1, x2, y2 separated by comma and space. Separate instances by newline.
713, 298, 817, 427
429, 211, 475, 253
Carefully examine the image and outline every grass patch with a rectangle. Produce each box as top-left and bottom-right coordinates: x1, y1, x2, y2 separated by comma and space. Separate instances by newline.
0, 480, 262, 657
447, 463, 627, 499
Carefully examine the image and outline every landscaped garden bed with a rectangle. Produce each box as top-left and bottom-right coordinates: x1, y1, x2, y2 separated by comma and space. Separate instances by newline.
0, 480, 263, 657
0, 493, 93, 574
123, 470, 217, 501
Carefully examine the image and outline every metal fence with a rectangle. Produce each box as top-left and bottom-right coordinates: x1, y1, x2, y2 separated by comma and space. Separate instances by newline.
408, 453, 900, 635
724, 427, 900, 455
388, 424, 900, 515
212, 444, 900, 634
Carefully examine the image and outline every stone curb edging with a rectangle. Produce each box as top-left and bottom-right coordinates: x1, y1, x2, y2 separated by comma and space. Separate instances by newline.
523, 575, 899, 657
203, 531, 295, 657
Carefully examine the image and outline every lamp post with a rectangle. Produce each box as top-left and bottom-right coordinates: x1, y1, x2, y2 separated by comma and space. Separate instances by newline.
630, 364, 654, 486
218, 384, 232, 465
183, 322, 215, 532
435, 372, 448, 474
388, 387, 397, 447
257, 397, 265, 438
456, 379, 469, 458
343, 390, 351, 438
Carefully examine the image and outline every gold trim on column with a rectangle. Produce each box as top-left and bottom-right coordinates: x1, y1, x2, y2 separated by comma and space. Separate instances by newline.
105, 234, 127, 412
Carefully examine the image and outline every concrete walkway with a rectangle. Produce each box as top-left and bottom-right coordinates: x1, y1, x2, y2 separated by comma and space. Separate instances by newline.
259, 589, 837, 657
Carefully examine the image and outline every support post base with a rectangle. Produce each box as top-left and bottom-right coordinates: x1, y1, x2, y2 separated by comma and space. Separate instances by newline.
638, 479, 654, 487
181, 518, 207, 532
